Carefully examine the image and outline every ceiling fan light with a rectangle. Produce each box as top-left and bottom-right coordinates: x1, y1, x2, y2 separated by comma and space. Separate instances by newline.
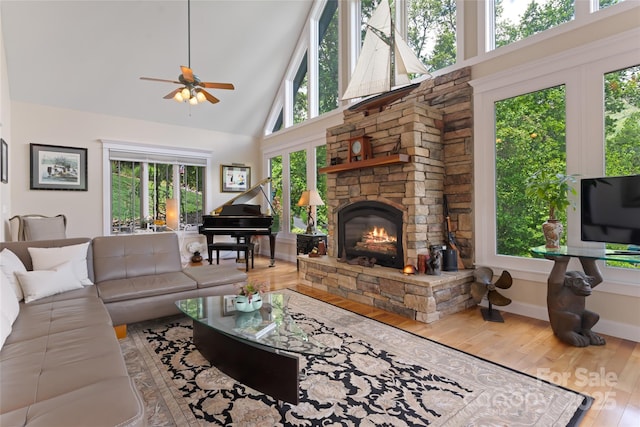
189, 96, 198, 105
196, 90, 206, 103
173, 92, 184, 103
181, 87, 190, 99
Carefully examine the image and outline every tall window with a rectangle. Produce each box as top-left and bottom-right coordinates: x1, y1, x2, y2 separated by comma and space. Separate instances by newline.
495, 85, 567, 257
269, 155, 283, 232
315, 145, 328, 234
603, 65, 640, 268
293, 54, 309, 124
290, 149, 307, 232
318, 0, 339, 114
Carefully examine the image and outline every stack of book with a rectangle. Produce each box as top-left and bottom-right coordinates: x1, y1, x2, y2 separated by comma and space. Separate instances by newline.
234, 320, 277, 339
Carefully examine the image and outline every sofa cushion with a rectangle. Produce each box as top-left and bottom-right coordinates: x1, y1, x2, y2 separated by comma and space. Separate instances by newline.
0, 276, 20, 349
92, 233, 182, 283
97, 271, 196, 303
15, 261, 84, 303
28, 242, 93, 285
183, 265, 247, 288
0, 248, 27, 301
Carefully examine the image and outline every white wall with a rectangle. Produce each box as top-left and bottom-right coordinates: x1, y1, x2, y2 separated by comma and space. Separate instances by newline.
0, 8, 11, 242
8, 101, 259, 239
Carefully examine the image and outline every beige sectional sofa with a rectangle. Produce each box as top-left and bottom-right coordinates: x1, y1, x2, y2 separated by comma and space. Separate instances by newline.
0, 232, 248, 426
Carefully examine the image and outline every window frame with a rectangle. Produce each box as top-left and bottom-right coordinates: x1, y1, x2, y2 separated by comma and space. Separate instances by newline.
472, 28, 640, 294
101, 140, 212, 236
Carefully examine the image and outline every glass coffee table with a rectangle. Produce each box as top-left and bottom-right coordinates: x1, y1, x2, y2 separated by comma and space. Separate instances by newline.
175, 293, 334, 404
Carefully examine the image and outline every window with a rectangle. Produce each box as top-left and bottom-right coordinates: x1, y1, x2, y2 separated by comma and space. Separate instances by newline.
495, 85, 567, 257
603, 65, 640, 269
493, 0, 574, 51
408, 0, 456, 71
289, 149, 308, 232
316, 145, 328, 234
318, 0, 339, 114
103, 141, 208, 235
268, 155, 283, 233
293, 54, 309, 125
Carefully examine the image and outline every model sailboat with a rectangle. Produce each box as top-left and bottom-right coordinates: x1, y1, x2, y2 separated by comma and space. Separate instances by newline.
342, 0, 430, 101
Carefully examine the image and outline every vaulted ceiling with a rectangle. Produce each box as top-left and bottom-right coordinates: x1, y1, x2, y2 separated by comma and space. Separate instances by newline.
1, 1, 313, 138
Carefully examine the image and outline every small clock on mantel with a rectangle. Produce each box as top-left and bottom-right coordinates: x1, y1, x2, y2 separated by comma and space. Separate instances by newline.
348, 136, 372, 163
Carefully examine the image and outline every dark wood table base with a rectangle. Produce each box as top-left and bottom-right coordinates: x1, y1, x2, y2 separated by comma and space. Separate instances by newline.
193, 320, 300, 404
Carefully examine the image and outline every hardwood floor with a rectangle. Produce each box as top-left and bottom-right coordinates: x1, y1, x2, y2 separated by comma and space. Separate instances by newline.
235, 255, 639, 426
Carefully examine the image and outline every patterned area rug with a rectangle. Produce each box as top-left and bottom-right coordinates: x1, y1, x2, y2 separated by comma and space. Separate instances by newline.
120, 290, 591, 426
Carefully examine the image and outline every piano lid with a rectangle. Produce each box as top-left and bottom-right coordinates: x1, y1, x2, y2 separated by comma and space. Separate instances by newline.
212, 177, 273, 215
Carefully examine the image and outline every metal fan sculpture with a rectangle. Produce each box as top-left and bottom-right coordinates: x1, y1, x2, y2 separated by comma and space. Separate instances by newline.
140, 0, 234, 104
471, 267, 513, 322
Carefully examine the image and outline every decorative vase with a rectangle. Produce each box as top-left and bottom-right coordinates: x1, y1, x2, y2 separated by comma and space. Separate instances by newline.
234, 294, 263, 312
542, 219, 563, 249
191, 251, 203, 263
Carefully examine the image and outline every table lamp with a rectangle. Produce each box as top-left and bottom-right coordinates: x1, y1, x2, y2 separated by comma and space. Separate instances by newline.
297, 189, 324, 234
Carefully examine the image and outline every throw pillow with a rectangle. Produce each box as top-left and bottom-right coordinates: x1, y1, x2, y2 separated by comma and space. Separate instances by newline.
15, 261, 83, 303
0, 313, 12, 351
1, 273, 20, 325
28, 242, 93, 285
22, 216, 66, 241
0, 248, 27, 301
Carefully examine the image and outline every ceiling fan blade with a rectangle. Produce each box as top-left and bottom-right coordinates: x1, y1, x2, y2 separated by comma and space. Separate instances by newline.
488, 290, 512, 306
180, 66, 195, 83
494, 270, 513, 289
199, 82, 235, 90
163, 88, 181, 99
199, 89, 220, 104
140, 77, 181, 84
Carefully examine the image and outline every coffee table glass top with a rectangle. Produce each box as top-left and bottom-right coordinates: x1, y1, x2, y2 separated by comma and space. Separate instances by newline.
176, 293, 336, 357
530, 245, 640, 263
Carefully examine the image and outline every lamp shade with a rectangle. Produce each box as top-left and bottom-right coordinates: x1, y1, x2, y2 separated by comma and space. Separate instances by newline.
166, 198, 179, 230
297, 189, 324, 207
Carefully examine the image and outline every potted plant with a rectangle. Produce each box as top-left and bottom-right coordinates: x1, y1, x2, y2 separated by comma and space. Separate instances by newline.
234, 281, 269, 312
525, 171, 578, 249
187, 241, 204, 263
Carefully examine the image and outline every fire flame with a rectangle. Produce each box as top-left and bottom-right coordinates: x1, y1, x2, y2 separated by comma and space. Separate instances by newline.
364, 227, 396, 243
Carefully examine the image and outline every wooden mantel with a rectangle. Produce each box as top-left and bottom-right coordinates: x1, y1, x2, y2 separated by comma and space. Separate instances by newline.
319, 154, 410, 174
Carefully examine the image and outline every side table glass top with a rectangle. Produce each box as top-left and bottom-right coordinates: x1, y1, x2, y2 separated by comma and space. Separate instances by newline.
176, 293, 336, 357
531, 245, 640, 264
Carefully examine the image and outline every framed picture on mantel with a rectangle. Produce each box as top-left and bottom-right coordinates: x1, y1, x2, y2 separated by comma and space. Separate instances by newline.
221, 164, 251, 193
30, 143, 88, 191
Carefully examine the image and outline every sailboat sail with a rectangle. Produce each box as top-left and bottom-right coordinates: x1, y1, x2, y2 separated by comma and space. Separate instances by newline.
342, 0, 430, 100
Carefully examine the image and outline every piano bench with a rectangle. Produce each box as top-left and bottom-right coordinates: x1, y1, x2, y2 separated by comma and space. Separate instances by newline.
208, 242, 255, 272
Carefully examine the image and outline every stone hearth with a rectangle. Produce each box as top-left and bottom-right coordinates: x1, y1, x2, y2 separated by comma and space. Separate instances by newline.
298, 256, 474, 323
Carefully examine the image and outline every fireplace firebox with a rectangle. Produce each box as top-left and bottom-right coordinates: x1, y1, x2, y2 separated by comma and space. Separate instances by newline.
338, 201, 404, 269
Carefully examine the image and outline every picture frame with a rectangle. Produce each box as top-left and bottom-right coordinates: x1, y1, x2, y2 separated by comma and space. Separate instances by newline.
221, 164, 251, 193
1, 139, 7, 184
30, 143, 88, 191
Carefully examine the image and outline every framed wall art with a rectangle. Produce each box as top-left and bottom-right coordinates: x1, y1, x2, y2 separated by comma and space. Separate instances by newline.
221, 164, 251, 193
1, 139, 7, 184
30, 143, 88, 191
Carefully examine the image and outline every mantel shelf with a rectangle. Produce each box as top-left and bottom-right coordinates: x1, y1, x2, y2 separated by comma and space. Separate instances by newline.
319, 154, 410, 174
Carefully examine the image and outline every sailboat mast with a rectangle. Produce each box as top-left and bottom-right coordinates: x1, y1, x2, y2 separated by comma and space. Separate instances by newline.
389, 1, 395, 88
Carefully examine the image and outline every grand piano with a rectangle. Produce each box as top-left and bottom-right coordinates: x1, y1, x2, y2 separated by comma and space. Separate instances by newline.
199, 177, 277, 267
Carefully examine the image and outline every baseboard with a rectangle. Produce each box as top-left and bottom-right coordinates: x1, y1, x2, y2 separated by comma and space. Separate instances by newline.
483, 301, 640, 343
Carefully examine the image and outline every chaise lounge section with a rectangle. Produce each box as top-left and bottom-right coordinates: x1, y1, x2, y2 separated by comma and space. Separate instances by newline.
0, 232, 248, 426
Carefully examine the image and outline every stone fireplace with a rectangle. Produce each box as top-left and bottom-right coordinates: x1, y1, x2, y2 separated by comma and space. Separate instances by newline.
298, 68, 475, 323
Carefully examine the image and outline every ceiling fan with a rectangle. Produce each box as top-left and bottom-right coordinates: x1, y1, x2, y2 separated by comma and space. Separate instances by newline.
140, 0, 234, 105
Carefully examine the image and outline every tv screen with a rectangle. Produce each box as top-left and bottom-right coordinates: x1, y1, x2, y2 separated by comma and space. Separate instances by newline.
581, 175, 640, 246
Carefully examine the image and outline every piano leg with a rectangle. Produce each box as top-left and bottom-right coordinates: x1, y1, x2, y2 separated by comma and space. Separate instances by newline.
269, 234, 276, 267
206, 234, 214, 265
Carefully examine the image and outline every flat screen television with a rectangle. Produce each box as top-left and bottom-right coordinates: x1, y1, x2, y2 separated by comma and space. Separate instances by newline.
581, 175, 640, 246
